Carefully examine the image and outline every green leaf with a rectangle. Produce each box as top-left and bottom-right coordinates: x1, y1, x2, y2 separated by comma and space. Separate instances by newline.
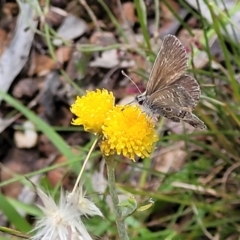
0, 193, 31, 233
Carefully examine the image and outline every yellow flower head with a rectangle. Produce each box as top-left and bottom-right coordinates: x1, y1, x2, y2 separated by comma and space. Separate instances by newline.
70, 89, 115, 134
100, 105, 158, 160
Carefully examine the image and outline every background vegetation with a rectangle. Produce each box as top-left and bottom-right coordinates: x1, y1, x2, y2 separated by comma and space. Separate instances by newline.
0, 0, 240, 239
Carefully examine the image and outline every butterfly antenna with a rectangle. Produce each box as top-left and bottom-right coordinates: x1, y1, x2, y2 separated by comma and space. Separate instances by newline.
121, 70, 142, 94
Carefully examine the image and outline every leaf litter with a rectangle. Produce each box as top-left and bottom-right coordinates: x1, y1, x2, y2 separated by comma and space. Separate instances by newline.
0, 0, 240, 239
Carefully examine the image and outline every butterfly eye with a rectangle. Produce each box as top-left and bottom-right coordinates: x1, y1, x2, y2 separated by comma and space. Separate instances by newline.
136, 95, 145, 105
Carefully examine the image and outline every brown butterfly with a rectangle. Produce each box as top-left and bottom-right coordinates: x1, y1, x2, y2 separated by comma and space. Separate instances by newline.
136, 34, 206, 129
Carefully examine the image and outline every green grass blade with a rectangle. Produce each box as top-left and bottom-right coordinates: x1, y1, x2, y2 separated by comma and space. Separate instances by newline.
0, 193, 32, 233
134, 0, 151, 50
207, 2, 240, 101
97, 0, 128, 43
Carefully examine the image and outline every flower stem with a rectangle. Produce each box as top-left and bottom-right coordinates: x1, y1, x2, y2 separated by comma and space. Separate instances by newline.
105, 156, 129, 240
72, 137, 98, 194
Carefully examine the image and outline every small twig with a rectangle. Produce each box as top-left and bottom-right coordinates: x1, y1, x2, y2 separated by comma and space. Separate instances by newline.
192, 203, 214, 240
153, 0, 160, 38
116, 0, 137, 46
79, 0, 101, 32
221, 161, 240, 192
72, 137, 98, 194
172, 181, 219, 197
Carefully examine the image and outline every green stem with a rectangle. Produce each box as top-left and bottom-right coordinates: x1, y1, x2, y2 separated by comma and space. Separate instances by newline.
105, 157, 129, 240
72, 137, 98, 194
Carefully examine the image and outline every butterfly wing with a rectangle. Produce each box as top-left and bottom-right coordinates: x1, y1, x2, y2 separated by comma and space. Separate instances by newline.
171, 74, 201, 109
144, 74, 206, 129
145, 74, 200, 110
146, 35, 187, 95
182, 112, 206, 129
162, 109, 206, 129
146, 86, 195, 111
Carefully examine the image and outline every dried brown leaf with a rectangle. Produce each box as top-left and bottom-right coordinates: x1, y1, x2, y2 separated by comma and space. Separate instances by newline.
0, 28, 8, 56
12, 78, 39, 98
55, 46, 72, 64
28, 53, 55, 76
